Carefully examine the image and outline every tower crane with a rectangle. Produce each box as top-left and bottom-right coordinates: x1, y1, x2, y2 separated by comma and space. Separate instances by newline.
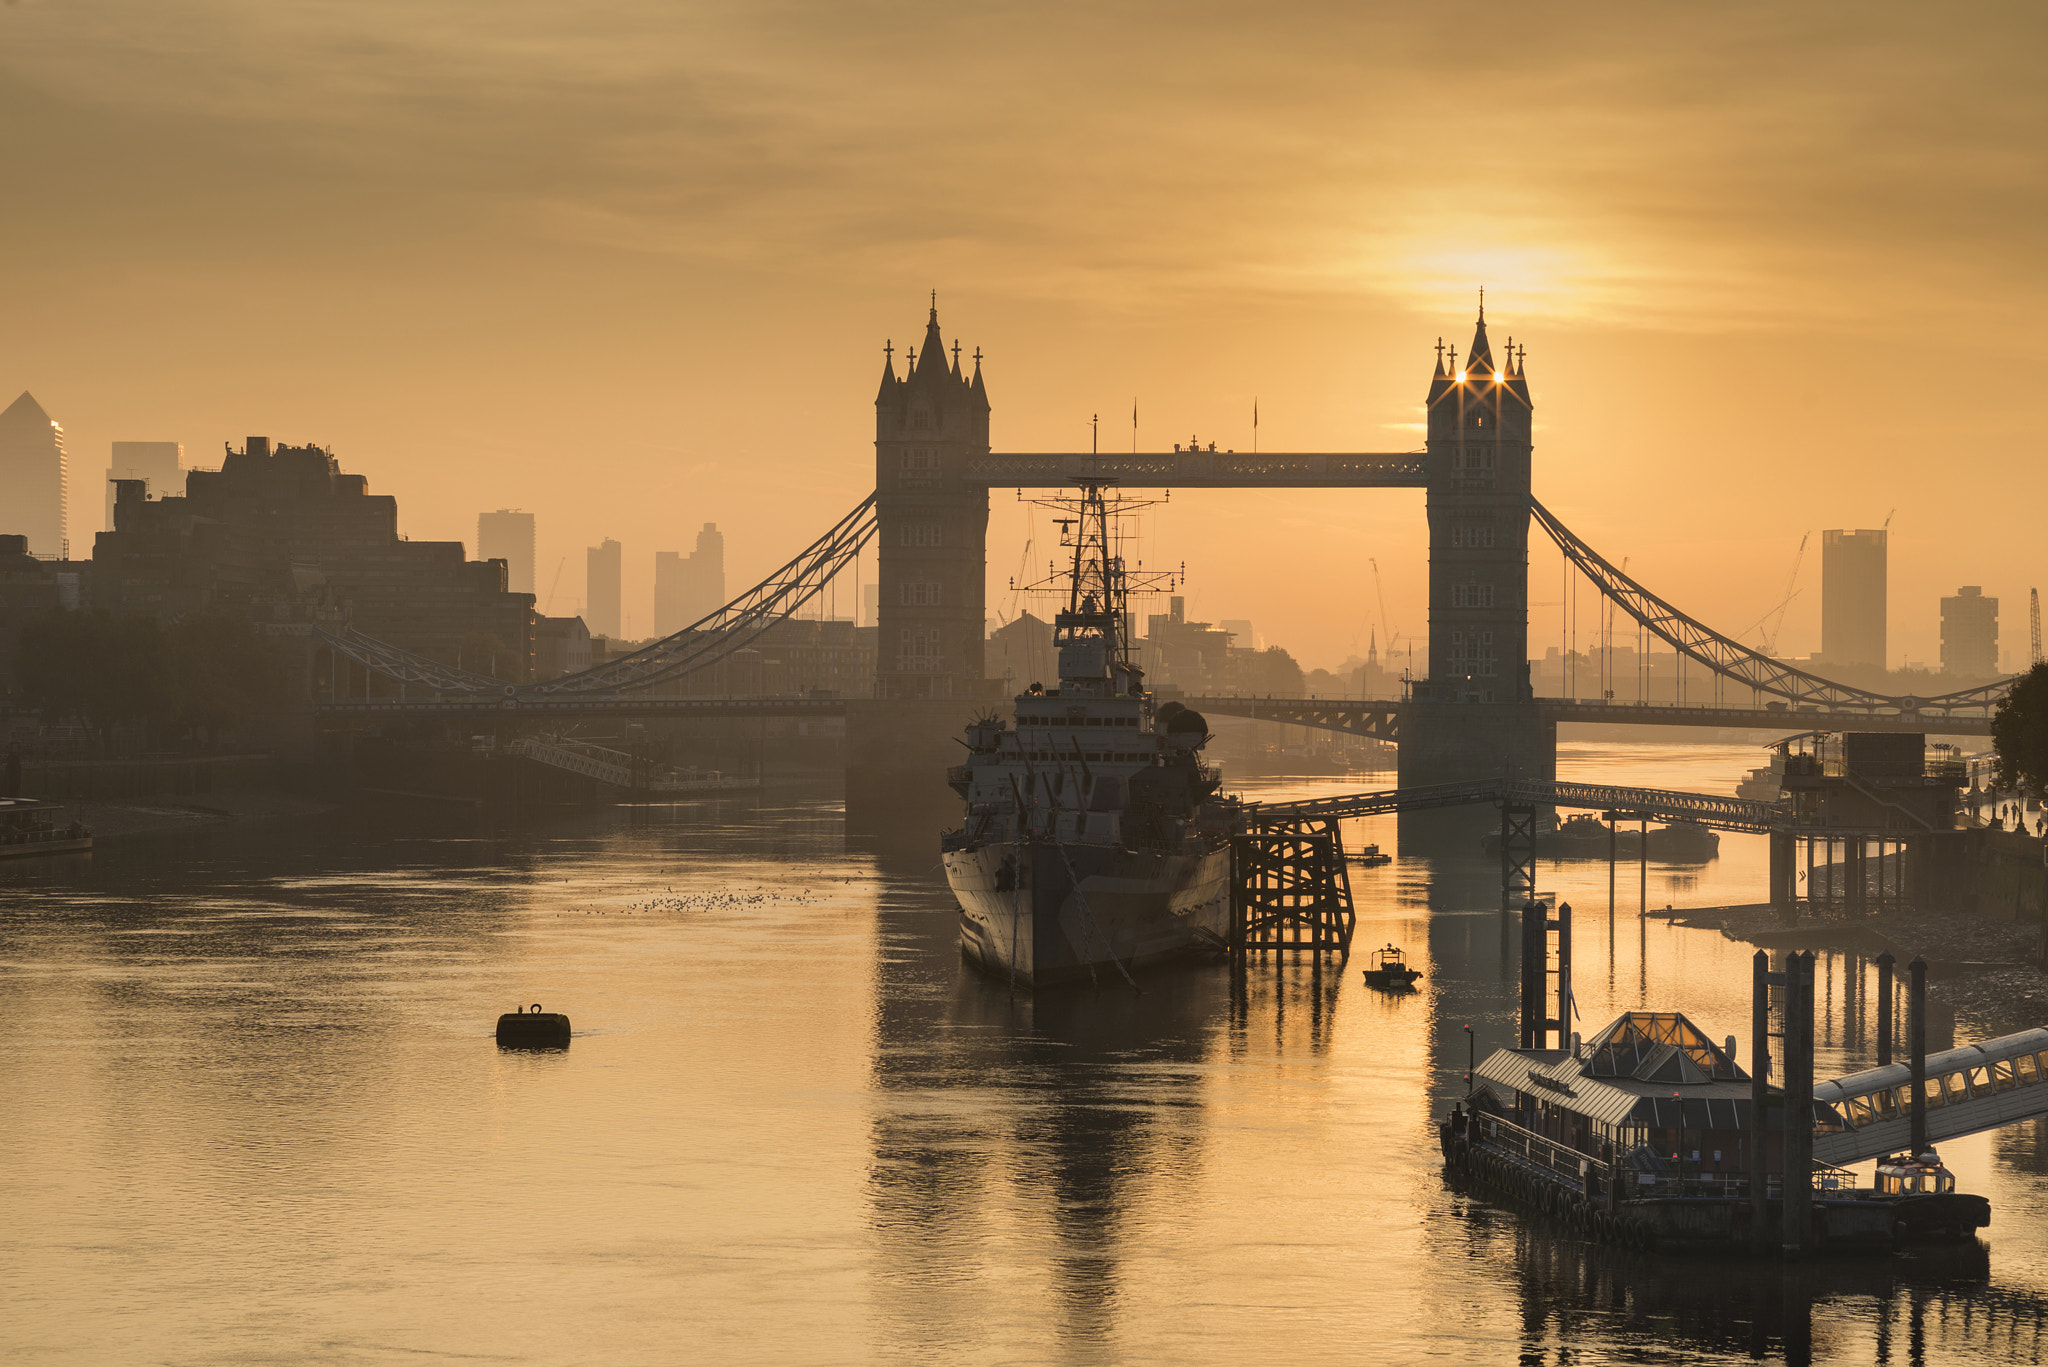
1370, 557, 1397, 656
542, 557, 565, 616
1743, 532, 1808, 657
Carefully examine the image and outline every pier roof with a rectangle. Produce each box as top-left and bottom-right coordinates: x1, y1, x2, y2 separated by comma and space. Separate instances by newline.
1477, 1013, 1763, 1129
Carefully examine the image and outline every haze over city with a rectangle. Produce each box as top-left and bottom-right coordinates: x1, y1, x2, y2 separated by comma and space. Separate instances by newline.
11, 7, 2048, 1366
4, 1, 2042, 664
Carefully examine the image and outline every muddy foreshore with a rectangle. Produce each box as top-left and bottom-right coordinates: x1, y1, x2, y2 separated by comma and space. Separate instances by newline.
1655, 902, 2048, 1035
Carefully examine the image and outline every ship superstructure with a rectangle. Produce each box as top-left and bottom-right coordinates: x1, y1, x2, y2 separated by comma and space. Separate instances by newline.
942, 482, 1231, 987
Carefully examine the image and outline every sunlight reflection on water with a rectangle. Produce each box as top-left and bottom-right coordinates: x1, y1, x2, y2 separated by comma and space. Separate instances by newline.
3, 747, 2043, 1365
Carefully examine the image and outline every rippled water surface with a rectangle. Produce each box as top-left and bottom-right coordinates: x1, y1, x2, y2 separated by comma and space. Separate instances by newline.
5, 742, 2046, 1365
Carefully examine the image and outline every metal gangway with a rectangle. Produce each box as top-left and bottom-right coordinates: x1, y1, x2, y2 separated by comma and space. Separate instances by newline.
1813, 1027, 2048, 1167
1249, 778, 1781, 833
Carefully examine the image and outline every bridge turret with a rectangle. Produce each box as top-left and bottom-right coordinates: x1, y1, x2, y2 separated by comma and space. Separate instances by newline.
873, 297, 993, 699
1420, 301, 1534, 704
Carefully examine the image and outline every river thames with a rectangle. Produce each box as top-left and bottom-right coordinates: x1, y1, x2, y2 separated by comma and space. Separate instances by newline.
4, 741, 2045, 1365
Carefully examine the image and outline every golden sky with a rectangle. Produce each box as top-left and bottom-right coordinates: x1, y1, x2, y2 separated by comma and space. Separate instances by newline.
3, 1, 2042, 669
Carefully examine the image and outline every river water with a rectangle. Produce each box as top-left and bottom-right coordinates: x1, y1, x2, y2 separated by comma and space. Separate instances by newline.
5, 741, 2047, 1365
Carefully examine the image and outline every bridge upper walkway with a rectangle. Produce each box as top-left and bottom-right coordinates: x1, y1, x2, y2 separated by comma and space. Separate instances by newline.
961, 451, 1427, 488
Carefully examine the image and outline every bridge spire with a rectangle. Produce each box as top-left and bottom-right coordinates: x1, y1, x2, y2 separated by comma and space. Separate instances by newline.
916, 304, 948, 379
875, 339, 900, 402
1467, 302, 1494, 374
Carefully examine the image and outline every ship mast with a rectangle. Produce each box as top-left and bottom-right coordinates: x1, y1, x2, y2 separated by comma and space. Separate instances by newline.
1062, 481, 1125, 662
1015, 479, 1180, 697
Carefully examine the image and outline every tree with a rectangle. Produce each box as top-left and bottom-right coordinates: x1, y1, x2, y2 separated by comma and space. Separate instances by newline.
16, 608, 291, 748
165, 611, 290, 736
16, 609, 172, 741
1992, 662, 2048, 794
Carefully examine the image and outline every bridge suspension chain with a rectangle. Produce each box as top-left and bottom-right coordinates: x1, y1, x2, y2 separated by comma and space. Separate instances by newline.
1531, 500, 2009, 716
530, 494, 877, 695
318, 493, 878, 698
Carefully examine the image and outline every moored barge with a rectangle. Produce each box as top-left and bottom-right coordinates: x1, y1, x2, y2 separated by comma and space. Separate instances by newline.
0, 797, 92, 859
1441, 1010, 1990, 1254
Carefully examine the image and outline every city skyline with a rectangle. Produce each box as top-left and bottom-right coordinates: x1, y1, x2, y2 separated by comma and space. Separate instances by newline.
1, 4, 2041, 670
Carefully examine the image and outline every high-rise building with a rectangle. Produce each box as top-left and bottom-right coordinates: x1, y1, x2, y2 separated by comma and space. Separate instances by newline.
96, 437, 534, 676
1820, 529, 1888, 667
1219, 618, 1260, 650
587, 538, 623, 639
478, 509, 536, 595
653, 521, 727, 636
105, 442, 183, 532
1940, 586, 1999, 676
0, 391, 68, 557
690, 522, 725, 614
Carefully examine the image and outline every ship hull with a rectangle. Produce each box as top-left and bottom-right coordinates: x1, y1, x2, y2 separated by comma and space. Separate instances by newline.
945, 841, 1233, 987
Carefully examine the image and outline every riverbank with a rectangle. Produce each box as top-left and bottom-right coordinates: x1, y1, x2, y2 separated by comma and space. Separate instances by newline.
1657, 902, 2048, 1033
29, 789, 340, 844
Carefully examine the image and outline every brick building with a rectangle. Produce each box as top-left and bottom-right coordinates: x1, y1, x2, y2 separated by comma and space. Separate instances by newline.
94, 437, 534, 678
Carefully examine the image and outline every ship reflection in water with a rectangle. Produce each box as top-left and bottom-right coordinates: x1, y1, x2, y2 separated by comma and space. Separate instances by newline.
3, 757, 2045, 1365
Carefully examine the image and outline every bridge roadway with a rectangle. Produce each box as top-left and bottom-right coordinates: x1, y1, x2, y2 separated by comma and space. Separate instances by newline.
314, 692, 1996, 739
1248, 778, 1783, 834
314, 695, 849, 721
1189, 695, 1994, 739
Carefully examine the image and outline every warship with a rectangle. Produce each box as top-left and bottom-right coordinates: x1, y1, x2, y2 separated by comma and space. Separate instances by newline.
941, 482, 1233, 987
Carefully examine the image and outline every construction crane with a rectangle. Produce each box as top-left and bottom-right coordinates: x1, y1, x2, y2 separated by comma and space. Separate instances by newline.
998, 531, 1035, 626
1757, 532, 1809, 656
542, 557, 565, 616
2032, 588, 2042, 666
1370, 557, 1396, 656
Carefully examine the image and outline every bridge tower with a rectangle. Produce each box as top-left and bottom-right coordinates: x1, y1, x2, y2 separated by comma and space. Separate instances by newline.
872, 301, 991, 699
1399, 305, 1555, 812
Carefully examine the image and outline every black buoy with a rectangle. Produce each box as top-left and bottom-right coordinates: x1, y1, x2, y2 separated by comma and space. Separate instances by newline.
495, 1002, 571, 1048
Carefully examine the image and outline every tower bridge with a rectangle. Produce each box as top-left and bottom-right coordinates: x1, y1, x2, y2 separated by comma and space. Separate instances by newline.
310, 299, 2013, 817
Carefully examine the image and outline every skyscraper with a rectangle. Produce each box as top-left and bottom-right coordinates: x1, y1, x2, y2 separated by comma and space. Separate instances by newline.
1820, 529, 1888, 667
1940, 586, 1999, 676
654, 522, 727, 635
587, 538, 623, 639
0, 391, 68, 557
478, 509, 536, 594
106, 441, 183, 532
690, 522, 725, 613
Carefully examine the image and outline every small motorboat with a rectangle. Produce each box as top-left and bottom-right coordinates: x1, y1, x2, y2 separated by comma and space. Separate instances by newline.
1349, 843, 1392, 867
1362, 943, 1422, 989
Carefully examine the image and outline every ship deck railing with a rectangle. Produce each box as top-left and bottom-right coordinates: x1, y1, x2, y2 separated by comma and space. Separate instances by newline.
1474, 1114, 1610, 1196
0, 827, 90, 846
